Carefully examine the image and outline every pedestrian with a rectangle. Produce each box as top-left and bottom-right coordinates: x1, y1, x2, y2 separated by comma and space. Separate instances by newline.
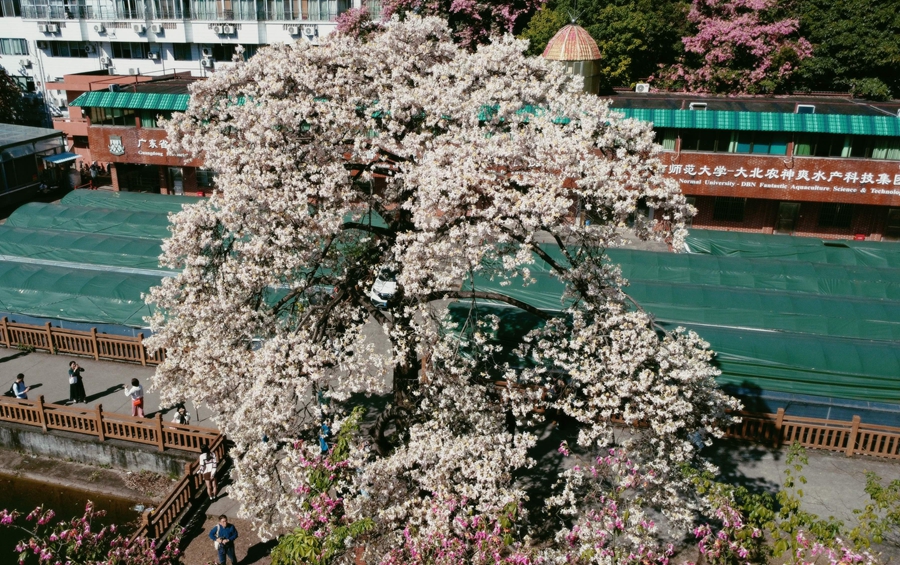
12, 374, 30, 399
123, 378, 144, 417
208, 514, 238, 565
67, 361, 86, 404
172, 404, 190, 425
197, 444, 218, 498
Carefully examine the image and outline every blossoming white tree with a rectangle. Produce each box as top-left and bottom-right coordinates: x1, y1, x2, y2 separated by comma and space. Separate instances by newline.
147, 15, 740, 561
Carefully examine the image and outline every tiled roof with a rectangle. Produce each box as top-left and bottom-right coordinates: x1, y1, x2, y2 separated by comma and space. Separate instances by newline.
542, 25, 601, 61
69, 91, 190, 111
617, 108, 900, 137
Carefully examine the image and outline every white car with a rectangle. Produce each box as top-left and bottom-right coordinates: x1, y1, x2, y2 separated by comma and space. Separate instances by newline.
369, 267, 398, 308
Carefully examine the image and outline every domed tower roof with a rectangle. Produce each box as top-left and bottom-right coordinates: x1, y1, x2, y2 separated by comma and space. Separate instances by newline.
541, 24, 601, 61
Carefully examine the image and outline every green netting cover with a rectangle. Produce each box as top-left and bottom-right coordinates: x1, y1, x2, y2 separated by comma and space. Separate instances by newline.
61, 190, 203, 215
0, 260, 160, 327
0, 226, 165, 270
685, 229, 900, 267
6, 203, 173, 240
466, 244, 900, 403
606, 249, 900, 300
672, 325, 900, 403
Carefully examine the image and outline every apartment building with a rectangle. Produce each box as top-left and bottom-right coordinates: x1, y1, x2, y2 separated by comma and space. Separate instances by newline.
0, 0, 375, 117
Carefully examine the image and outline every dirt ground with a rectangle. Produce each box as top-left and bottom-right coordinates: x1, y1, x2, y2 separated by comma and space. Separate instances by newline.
181, 515, 275, 565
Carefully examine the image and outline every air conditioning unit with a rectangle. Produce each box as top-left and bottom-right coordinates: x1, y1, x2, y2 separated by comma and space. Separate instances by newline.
93, 23, 105, 33
108, 84, 120, 92
132, 23, 145, 33
287, 25, 299, 35
84, 43, 95, 53
128, 67, 139, 75
148, 51, 159, 60
302, 25, 316, 36
99, 56, 111, 66
213, 25, 224, 34
37, 23, 48, 32
689, 102, 707, 111
19, 59, 31, 68
222, 24, 235, 34
46, 23, 59, 33
635, 83, 650, 94
201, 57, 213, 68
37, 40, 48, 49
150, 23, 163, 33
201, 47, 212, 57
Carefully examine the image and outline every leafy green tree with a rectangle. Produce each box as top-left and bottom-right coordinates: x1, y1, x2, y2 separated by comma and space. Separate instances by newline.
519, 0, 690, 90
0, 68, 27, 125
795, 0, 900, 99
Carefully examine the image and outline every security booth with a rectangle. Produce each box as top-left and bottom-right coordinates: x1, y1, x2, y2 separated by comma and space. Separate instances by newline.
0, 124, 66, 207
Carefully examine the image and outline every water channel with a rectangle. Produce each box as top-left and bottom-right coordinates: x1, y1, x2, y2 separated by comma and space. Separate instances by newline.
0, 473, 143, 561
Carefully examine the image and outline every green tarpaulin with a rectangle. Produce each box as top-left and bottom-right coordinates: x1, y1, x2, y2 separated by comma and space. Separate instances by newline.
5, 203, 173, 240
0, 259, 158, 327
0, 226, 165, 271
469, 243, 900, 404
684, 229, 900, 267
61, 190, 203, 215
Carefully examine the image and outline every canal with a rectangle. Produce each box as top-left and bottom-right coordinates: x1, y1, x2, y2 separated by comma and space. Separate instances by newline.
0, 473, 144, 561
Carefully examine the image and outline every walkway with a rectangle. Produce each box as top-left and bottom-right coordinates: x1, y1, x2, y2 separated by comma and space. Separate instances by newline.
0, 347, 214, 424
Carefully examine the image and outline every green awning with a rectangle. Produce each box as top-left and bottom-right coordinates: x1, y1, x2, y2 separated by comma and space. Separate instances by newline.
69, 91, 190, 112
616, 108, 900, 137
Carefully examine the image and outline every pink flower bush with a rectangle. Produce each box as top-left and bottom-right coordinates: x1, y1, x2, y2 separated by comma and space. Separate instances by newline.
0, 502, 182, 565
659, 0, 812, 93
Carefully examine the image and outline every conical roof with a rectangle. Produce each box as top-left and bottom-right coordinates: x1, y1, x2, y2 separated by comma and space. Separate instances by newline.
542, 24, 601, 61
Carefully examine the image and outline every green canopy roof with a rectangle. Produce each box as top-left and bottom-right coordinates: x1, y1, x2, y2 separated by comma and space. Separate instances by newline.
62, 189, 203, 215
617, 108, 900, 137
5, 203, 173, 240
0, 259, 157, 327
69, 91, 190, 112
0, 226, 165, 271
468, 243, 900, 404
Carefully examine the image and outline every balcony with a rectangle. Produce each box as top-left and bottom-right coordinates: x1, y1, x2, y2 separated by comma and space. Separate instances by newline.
53, 116, 89, 137
22, 0, 350, 21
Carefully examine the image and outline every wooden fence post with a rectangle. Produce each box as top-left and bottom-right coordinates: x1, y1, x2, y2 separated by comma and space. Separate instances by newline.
0, 317, 9, 348
141, 509, 153, 538
36, 395, 47, 432
774, 408, 785, 447
44, 322, 54, 353
846, 415, 861, 457
138, 333, 147, 367
155, 413, 165, 451
96, 404, 105, 441
90, 328, 99, 361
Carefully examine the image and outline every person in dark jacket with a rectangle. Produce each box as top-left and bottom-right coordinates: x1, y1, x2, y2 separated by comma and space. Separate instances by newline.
209, 514, 238, 564
68, 361, 86, 404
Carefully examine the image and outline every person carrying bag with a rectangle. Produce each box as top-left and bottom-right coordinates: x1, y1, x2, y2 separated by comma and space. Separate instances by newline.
196, 444, 218, 499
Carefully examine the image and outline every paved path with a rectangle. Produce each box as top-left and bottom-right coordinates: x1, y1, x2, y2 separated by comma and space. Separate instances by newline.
0, 348, 215, 425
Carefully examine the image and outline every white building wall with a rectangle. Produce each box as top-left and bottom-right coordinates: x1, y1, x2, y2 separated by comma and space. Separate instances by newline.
0, 0, 362, 112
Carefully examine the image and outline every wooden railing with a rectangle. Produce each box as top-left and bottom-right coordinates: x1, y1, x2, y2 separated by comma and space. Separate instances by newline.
0, 318, 165, 366
727, 408, 900, 460
131, 434, 228, 542
0, 395, 218, 452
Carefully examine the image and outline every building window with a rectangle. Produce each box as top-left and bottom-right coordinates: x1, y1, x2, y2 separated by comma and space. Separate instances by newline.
139, 109, 173, 128
655, 128, 676, 151
89, 107, 135, 126
870, 137, 900, 160
680, 129, 721, 152
712, 197, 746, 222
111, 42, 149, 59
196, 168, 217, 188
172, 43, 194, 61
818, 203, 853, 229
0, 38, 27, 55
0, 0, 22, 17
47, 41, 89, 58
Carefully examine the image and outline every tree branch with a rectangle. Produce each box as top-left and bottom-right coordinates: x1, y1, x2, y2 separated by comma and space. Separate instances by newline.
421, 290, 555, 320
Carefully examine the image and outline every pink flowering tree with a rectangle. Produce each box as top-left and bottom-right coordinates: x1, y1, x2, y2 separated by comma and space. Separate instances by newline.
657, 0, 813, 94
341, 0, 546, 49
0, 502, 183, 565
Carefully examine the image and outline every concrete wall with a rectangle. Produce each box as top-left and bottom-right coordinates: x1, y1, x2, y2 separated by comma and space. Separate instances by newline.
0, 421, 194, 476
